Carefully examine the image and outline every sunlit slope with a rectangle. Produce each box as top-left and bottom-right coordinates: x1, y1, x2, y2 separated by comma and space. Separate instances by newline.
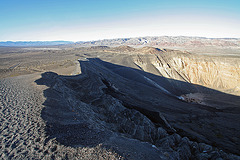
108, 47, 240, 96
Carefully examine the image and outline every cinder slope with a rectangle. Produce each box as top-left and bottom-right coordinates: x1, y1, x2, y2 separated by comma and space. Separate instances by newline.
35, 58, 240, 158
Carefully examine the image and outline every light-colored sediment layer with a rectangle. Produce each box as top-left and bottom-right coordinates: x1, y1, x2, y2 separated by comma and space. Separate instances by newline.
131, 52, 240, 95
170, 56, 240, 94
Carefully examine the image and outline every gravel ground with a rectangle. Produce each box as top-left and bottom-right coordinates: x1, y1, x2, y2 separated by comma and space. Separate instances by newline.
0, 73, 122, 159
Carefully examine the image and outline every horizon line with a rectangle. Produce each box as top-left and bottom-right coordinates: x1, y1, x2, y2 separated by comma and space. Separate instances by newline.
1, 35, 240, 43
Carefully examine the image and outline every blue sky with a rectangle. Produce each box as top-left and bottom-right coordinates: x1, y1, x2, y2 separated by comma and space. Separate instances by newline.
1, 0, 240, 41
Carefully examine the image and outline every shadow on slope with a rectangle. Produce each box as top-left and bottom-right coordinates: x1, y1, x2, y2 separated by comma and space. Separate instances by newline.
35, 58, 240, 155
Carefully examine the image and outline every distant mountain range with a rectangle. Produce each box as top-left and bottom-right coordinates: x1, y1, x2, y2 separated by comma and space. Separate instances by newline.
75, 36, 240, 48
1, 36, 240, 48
0, 41, 74, 47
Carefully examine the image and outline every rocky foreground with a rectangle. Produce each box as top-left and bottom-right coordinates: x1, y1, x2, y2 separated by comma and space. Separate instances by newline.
0, 45, 240, 159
